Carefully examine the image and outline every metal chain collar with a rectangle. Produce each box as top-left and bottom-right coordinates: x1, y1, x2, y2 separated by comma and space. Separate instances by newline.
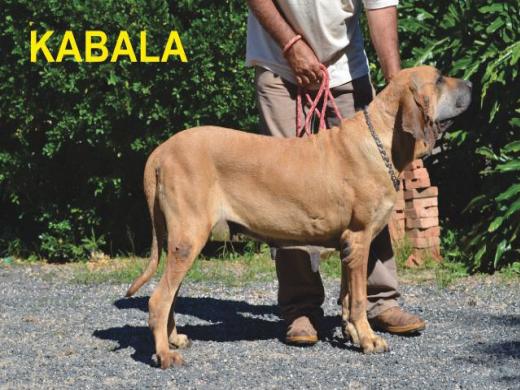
362, 107, 401, 192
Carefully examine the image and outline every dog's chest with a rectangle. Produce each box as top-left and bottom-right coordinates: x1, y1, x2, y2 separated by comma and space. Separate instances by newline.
373, 196, 396, 231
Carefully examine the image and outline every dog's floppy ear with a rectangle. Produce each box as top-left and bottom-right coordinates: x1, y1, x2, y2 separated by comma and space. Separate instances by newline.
398, 77, 438, 153
399, 86, 424, 138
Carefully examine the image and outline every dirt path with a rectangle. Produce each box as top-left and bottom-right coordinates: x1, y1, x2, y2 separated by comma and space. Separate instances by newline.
1, 265, 519, 389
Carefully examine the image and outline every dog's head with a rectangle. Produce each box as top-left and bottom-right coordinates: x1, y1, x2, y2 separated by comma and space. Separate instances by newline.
394, 65, 472, 158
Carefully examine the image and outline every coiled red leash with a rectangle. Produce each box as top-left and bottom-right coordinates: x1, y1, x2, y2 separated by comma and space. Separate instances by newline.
296, 64, 343, 137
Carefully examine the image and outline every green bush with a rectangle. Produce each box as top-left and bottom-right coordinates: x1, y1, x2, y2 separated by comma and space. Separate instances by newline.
1, 0, 518, 269
366, 0, 519, 271
465, 141, 520, 271
0, 0, 256, 260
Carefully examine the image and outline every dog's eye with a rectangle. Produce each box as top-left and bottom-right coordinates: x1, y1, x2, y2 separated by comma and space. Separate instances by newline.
436, 76, 444, 86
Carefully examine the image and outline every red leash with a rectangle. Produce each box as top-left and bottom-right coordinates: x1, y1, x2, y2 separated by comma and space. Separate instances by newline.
296, 64, 343, 137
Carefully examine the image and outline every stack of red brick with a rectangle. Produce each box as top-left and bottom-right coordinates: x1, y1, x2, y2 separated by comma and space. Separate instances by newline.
389, 186, 406, 242
389, 159, 441, 266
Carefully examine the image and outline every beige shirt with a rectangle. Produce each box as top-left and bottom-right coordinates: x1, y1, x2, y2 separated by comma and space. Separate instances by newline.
246, 0, 398, 87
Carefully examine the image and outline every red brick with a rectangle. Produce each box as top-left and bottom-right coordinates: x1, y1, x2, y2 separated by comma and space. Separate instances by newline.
392, 210, 406, 219
404, 186, 438, 200
405, 206, 439, 219
388, 218, 406, 241
405, 254, 422, 268
404, 176, 431, 190
404, 168, 429, 180
405, 197, 438, 209
406, 217, 439, 229
404, 247, 442, 267
409, 236, 441, 249
407, 226, 441, 238
405, 159, 424, 171
394, 198, 405, 211
426, 245, 442, 261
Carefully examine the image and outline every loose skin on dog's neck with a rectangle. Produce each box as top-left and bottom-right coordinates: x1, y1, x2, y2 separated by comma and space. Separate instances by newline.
301, 101, 404, 197
351, 79, 419, 174
313, 78, 417, 197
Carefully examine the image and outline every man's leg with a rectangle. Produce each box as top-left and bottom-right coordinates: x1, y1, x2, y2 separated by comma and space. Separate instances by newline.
366, 227, 425, 333
366, 227, 399, 317
256, 66, 424, 339
275, 248, 324, 339
255, 67, 324, 344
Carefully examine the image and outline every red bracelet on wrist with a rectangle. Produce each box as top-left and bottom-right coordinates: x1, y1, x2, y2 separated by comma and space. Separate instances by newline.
282, 34, 302, 55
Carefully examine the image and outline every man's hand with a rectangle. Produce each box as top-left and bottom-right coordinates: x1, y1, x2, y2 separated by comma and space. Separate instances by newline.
366, 6, 401, 83
284, 39, 322, 88
248, 0, 321, 88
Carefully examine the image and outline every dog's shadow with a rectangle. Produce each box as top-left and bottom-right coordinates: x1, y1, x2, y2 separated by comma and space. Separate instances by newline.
93, 295, 343, 366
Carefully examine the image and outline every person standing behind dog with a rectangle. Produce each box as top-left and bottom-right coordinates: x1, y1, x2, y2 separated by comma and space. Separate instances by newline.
246, 0, 426, 345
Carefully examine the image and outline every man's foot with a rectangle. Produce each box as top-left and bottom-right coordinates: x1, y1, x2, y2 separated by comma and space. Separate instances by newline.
369, 307, 426, 335
285, 316, 318, 345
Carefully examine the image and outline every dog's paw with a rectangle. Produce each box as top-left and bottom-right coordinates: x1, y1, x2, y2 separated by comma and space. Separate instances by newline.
342, 321, 360, 345
361, 335, 389, 354
169, 333, 192, 349
156, 350, 184, 369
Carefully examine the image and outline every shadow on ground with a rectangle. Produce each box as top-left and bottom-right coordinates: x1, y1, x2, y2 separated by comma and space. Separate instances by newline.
94, 298, 520, 369
93, 295, 343, 366
477, 340, 520, 360
444, 311, 520, 385
458, 341, 520, 385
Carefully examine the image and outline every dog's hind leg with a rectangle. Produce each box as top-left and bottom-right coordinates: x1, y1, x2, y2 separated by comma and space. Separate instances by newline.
167, 288, 191, 349
148, 227, 209, 369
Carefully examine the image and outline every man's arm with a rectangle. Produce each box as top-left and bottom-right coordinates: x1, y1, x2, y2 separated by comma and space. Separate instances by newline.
366, 6, 401, 82
247, 0, 322, 87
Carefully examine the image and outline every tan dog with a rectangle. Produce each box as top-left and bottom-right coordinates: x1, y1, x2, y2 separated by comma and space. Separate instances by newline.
125, 66, 471, 368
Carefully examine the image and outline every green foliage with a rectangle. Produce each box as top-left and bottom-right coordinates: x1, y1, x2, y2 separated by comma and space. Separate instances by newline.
319, 252, 341, 279
440, 229, 469, 265
0, 0, 256, 261
364, 0, 519, 271
393, 237, 413, 268
1, 0, 518, 269
499, 261, 520, 280
434, 260, 469, 289
464, 141, 520, 271
71, 247, 276, 286
71, 256, 162, 285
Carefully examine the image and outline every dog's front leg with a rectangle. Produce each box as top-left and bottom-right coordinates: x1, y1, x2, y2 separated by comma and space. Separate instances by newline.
341, 230, 389, 353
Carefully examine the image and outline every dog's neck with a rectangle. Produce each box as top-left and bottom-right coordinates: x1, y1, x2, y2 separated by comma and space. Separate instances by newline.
364, 83, 417, 173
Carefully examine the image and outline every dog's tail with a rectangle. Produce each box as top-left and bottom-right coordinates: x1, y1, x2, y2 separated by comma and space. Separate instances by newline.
125, 154, 165, 297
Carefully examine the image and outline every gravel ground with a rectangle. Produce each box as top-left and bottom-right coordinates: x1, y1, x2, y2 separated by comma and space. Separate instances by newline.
0, 265, 519, 389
